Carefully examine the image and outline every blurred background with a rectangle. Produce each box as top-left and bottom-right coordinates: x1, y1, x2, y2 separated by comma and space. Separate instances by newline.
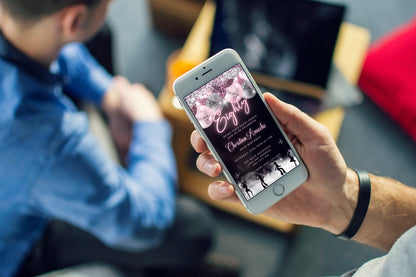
103, 1, 416, 276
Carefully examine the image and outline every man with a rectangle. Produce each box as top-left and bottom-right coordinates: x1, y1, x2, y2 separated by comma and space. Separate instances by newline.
191, 93, 416, 276
0, 1, 214, 276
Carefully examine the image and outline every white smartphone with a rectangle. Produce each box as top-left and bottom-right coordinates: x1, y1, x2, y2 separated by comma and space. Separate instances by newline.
173, 49, 308, 214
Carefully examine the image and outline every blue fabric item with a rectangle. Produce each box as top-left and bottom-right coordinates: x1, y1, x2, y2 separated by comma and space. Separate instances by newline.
0, 32, 177, 277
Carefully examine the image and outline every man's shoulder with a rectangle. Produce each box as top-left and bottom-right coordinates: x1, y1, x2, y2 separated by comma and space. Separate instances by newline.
0, 60, 90, 155
0, 57, 49, 113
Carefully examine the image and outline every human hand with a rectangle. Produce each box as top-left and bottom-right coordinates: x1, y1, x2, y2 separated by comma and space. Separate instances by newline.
102, 76, 163, 161
103, 76, 162, 122
190, 93, 358, 234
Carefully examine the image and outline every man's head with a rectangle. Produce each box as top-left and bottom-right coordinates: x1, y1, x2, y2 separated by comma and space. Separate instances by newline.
1, 0, 112, 49
1, 0, 102, 23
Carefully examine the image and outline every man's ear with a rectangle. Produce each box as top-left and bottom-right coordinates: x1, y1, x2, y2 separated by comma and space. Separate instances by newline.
59, 4, 89, 41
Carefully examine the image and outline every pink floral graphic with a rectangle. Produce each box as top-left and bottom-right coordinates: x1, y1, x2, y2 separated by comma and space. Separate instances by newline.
195, 104, 214, 129
224, 79, 243, 103
185, 64, 254, 129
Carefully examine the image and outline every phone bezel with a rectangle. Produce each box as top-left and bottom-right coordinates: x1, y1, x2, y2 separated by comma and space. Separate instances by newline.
173, 49, 308, 214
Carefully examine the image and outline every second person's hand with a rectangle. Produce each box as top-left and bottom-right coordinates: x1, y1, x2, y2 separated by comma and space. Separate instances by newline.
102, 76, 163, 161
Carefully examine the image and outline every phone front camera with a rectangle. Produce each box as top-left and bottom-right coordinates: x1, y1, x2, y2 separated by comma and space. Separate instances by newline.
195, 77, 199, 80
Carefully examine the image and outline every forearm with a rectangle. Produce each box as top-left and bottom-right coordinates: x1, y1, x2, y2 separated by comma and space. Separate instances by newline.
327, 169, 416, 251
353, 174, 416, 251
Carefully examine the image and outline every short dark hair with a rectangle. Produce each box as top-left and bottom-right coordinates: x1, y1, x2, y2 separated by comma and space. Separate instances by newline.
2, 0, 103, 22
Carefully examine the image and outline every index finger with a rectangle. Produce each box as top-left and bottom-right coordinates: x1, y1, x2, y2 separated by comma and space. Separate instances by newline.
190, 130, 208, 153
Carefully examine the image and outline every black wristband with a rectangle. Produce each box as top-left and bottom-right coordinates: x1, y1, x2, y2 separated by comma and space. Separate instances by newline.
335, 170, 371, 240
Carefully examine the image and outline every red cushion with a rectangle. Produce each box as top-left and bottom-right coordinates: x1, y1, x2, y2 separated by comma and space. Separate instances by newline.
358, 16, 416, 142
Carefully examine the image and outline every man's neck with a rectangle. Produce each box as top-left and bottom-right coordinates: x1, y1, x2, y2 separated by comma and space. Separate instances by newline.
0, 12, 63, 68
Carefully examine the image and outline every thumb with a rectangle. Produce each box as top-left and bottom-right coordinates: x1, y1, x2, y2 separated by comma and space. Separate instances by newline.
263, 93, 330, 145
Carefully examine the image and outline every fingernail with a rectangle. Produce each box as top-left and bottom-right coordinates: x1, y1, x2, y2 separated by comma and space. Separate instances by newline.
204, 161, 216, 172
190, 131, 197, 145
218, 185, 231, 195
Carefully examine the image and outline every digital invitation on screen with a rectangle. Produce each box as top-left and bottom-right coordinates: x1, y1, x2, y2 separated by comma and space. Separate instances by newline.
184, 64, 299, 200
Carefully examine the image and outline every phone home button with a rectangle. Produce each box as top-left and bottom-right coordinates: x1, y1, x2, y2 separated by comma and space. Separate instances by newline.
273, 184, 285, 196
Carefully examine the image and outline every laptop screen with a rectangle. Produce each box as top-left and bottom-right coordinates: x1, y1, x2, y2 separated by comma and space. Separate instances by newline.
211, 0, 346, 89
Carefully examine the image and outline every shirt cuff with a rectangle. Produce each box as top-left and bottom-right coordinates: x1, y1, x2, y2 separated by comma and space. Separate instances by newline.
90, 69, 114, 105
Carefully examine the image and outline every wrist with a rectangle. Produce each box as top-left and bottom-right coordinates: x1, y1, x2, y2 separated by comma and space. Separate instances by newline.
335, 170, 371, 239
324, 168, 359, 235
101, 87, 120, 114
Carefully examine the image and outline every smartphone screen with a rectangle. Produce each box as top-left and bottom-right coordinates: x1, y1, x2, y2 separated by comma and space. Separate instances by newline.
184, 64, 300, 200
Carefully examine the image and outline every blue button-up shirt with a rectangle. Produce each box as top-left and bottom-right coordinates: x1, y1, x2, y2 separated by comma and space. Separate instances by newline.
0, 32, 177, 276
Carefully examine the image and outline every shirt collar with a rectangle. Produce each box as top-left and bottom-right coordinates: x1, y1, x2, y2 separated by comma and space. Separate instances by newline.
0, 30, 62, 85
